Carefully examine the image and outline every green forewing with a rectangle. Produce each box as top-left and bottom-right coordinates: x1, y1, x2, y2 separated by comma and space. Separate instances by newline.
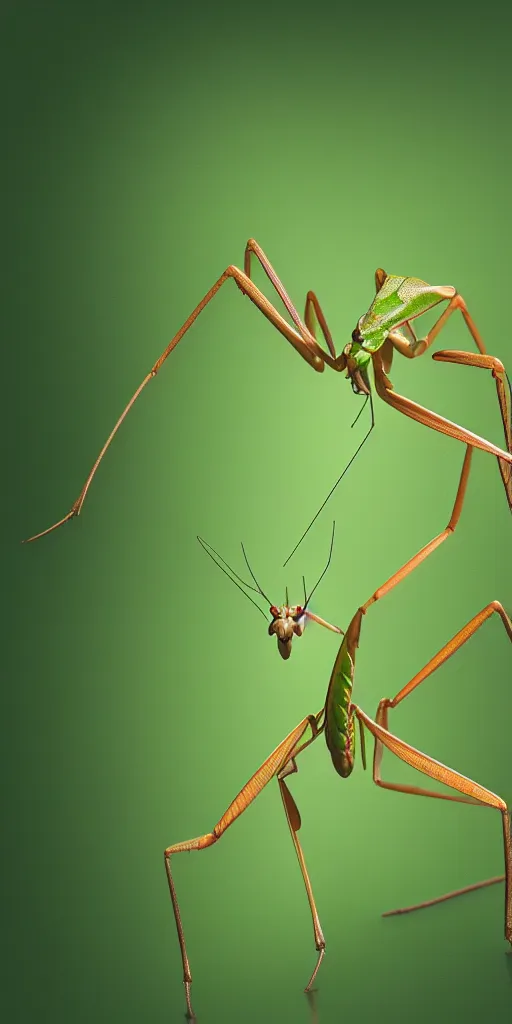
359, 274, 447, 351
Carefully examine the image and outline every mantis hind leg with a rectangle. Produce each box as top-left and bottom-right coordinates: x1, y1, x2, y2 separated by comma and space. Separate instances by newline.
358, 601, 512, 938
432, 348, 512, 510
372, 351, 512, 467
354, 703, 512, 942
163, 710, 324, 1018
380, 292, 512, 505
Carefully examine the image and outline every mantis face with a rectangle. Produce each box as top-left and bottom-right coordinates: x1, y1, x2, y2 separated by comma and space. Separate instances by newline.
268, 605, 306, 660
343, 327, 372, 396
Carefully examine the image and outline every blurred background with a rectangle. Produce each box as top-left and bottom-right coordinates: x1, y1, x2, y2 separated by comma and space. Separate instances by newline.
2, 2, 512, 1022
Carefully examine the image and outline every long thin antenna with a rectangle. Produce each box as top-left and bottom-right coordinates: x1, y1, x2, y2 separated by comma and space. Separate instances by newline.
283, 391, 375, 567
198, 536, 262, 594
241, 542, 272, 605
304, 521, 336, 608
197, 535, 268, 620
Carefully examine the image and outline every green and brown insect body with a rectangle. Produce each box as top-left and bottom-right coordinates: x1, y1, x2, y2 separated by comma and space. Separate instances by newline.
324, 635, 355, 777
344, 275, 456, 394
324, 609, 364, 778
164, 455, 512, 1018
359, 275, 456, 351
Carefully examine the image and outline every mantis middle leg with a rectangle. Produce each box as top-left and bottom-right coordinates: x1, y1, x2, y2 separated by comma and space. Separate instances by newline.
164, 708, 325, 1018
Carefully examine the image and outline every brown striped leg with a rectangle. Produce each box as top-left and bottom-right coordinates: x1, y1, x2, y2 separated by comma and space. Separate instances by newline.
244, 239, 343, 369
432, 349, 512, 510
374, 600, 512, 802
357, 602, 512, 929
304, 290, 336, 360
372, 353, 512, 466
24, 242, 330, 543
164, 710, 324, 1019
353, 703, 512, 942
359, 443, 472, 617
336, 445, 473, 663
372, 290, 512, 481
380, 601, 512, 718
243, 240, 319, 350
387, 292, 486, 359
278, 755, 326, 990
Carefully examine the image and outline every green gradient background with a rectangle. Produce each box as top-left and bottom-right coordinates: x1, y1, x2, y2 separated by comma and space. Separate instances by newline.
3, 2, 512, 1022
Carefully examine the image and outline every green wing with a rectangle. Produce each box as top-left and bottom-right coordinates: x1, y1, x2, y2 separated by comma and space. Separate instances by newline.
359, 274, 454, 352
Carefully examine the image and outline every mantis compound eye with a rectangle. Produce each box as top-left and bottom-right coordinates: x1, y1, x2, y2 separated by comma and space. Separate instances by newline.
294, 606, 304, 618
270, 605, 279, 618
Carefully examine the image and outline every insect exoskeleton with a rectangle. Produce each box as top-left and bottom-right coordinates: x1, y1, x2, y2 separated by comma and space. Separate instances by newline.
268, 604, 306, 660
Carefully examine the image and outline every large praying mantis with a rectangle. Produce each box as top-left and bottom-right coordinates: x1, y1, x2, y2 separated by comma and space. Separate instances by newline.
24, 240, 511, 552
165, 446, 511, 1019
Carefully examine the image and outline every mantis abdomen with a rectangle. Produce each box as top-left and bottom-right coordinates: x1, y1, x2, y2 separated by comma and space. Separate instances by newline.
325, 637, 356, 778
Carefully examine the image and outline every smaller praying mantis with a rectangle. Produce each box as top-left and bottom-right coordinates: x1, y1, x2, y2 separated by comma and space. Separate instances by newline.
197, 523, 343, 660
23, 241, 511, 550
164, 447, 511, 1019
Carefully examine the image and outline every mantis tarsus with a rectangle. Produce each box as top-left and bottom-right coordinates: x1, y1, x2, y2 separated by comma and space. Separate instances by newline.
23, 241, 511, 553
164, 446, 511, 1019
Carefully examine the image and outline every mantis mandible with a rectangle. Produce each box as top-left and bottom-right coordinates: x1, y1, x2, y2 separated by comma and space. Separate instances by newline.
23, 241, 511, 550
164, 447, 511, 1019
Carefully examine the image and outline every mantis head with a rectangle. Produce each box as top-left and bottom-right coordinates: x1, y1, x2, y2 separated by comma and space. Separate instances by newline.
343, 326, 371, 396
197, 522, 336, 660
268, 604, 306, 661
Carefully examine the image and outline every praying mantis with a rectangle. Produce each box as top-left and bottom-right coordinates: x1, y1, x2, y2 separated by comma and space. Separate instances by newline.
23, 241, 511, 555
165, 447, 511, 1019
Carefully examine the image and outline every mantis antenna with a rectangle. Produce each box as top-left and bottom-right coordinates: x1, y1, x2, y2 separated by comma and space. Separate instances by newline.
197, 535, 268, 620
240, 542, 273, 604
198, 522, 337, 620
303, 520, 336, 609
283, 391, 374, 567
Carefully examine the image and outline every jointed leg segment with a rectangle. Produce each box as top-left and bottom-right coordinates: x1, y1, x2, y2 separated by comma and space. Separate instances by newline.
377, 292, 512, 506
278, 759, 326, 990
25, 241, 339, 543
357, 600, 512, 937
357, 444, 472, 621
164, 710, 325, 1017
432, 348, 512, 508
373, 354, 512, 465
